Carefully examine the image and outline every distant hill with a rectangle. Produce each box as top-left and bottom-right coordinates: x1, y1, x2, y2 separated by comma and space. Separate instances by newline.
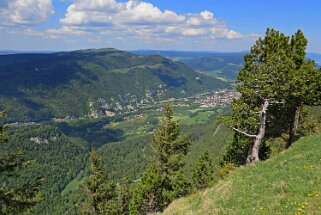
131, 50, 247, 58
134, 50, 321, 80
132, 50, 245, 80
0, 48, 229, 122
0, 50, 56, 55
162, 134, 321, 214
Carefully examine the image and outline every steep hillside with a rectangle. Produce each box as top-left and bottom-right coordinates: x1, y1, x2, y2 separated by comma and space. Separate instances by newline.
162, 134, 321, 215
96, 122, 232, 181
0, 48, 228, 122
0, 125, 88, 214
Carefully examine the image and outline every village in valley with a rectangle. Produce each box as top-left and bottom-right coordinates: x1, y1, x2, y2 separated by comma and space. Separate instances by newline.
177, 89, 240, 108
109, 89, 240, 119
10, 89, 239, 127
59, 89, 240, 122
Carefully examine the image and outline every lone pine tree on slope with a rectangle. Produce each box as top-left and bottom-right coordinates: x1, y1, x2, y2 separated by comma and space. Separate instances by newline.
219, 29, 321, 164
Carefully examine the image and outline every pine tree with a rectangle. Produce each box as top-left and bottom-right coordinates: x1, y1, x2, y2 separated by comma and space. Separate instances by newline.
115, 176, 132, 215
130, 103, 191, 214
78, 149, 117, 215
0, 111, 43, 214
192, 150, 214, 190
218, 29, 321, 165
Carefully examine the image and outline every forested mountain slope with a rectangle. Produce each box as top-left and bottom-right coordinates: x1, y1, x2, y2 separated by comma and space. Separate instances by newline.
0, 48, 228, 122
162, 134, 321, 215
0, 107, 233, 214
0, 125, 88, 214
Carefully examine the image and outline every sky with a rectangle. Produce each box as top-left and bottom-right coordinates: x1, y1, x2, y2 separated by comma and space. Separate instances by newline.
0, 0, 320, 52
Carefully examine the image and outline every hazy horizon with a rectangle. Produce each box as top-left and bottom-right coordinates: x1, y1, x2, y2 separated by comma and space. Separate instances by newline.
1, 48, 320, 55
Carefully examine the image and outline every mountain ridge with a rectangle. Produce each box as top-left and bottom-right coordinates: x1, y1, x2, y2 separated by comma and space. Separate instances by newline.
0, 48, 229, 122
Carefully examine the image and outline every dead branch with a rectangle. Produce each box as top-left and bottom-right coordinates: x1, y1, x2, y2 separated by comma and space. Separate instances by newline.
231, 127, 257, 138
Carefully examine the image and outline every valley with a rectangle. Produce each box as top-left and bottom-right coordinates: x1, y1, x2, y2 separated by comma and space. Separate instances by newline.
2, 89, 235, 214
0, 48, 237, 214
9, 89, 238, 125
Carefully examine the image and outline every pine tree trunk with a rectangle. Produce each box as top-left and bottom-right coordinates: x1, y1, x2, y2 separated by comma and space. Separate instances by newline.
246, 100, 269, 164
288, 107, 298, 147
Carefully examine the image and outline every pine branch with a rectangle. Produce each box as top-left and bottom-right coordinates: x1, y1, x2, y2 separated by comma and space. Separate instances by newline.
231, 127, 257, 138
269, 101, 285, 104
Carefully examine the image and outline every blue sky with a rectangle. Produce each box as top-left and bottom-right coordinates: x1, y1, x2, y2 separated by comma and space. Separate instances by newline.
0, 0, 320, 52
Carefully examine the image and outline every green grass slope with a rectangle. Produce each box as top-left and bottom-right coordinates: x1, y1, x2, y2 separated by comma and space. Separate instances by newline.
162, 134, 321, 215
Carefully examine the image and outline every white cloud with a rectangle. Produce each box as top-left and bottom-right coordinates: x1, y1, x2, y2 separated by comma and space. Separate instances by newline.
182, 28, 206, 37
0, 0, 54, 26
61, 0, 184, 26
117, 1, 184, 25
61, 0, 121, 25
57, 0, 254, 41
200, 11, 214, 20
22, 26, 89, 39
46, 26, 89, 36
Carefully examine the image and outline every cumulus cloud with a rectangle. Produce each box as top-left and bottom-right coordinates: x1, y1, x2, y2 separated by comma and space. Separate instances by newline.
57, 0, 251, 40
0, 0, 54, 26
